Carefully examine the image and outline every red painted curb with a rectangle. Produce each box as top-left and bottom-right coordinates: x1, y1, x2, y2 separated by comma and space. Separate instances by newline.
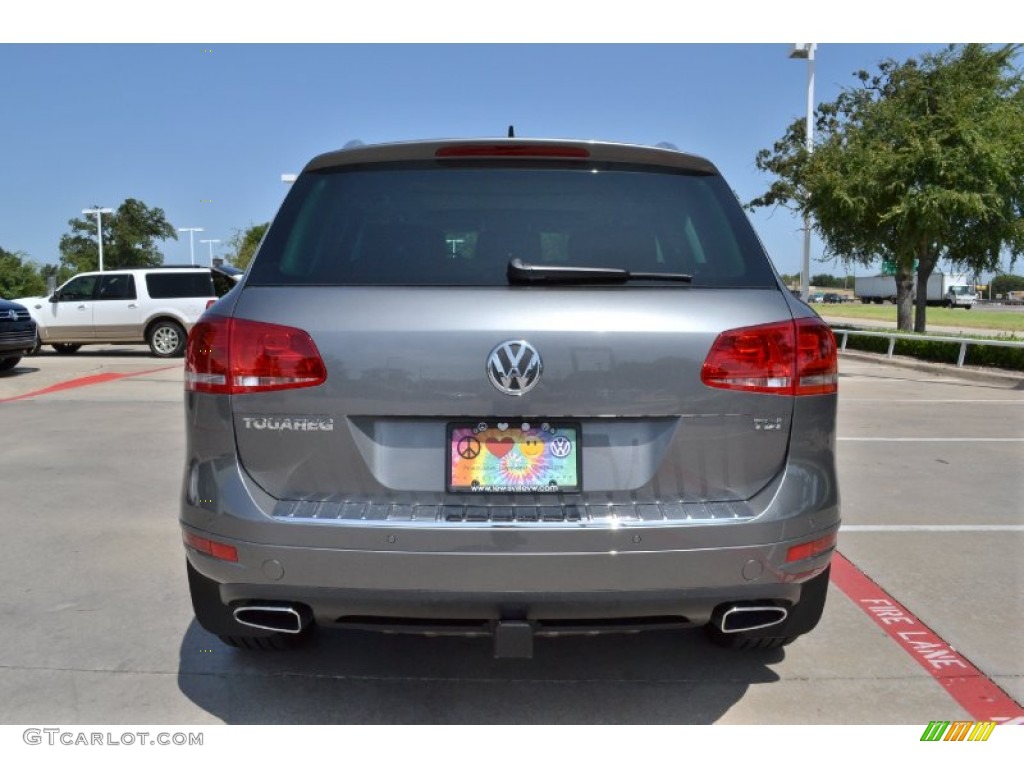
0, 365, 178, 403
831, 551, 1024, 721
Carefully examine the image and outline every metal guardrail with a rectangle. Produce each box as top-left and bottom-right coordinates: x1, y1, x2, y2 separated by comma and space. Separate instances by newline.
833, 328, 1024, 367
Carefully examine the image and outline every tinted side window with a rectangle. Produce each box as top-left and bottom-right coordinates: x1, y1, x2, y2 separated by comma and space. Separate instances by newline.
146, 272, 215, 299
211, 271, 237, 297
97, 274, 137, 301
58, 275, 99, 301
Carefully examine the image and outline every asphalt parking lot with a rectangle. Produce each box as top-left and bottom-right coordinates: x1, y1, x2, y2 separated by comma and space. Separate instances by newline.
0, 346, 1021, 725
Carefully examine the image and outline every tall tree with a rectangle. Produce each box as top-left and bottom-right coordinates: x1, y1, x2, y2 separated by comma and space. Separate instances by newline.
58, 199, 177, 273
990, 274, 1024, 297
750, 44, 1024, 331
227, 222, 269, 270
38, 263, 77, 292
811, 273, 844, 288
0, 247, 47, 298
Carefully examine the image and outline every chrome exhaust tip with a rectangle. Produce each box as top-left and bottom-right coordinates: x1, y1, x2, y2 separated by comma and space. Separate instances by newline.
233, 604, 310, 634
717, 605, 789, 634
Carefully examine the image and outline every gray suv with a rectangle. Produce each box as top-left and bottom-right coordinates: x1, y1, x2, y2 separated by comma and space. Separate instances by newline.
181, 139, 839, 657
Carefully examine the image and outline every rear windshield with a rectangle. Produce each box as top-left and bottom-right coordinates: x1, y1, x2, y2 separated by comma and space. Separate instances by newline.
145, 272, 215, 299
247, 163, 777, 288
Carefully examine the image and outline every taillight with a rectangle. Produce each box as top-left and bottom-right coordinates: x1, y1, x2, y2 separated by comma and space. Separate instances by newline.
185, 315, 327, 394
205, 299, 217, 309
701, 318, 837, 396
793, 319, 839, 395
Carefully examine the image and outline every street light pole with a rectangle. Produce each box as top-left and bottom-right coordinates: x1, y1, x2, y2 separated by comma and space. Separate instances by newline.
789, 43, 817, 302
178, 227, 204, 266
199, 238, 221, 266
83, 207, 113, 272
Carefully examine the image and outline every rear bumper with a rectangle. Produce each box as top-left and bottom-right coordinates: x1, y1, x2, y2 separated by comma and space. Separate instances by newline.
182, 515, 836, 628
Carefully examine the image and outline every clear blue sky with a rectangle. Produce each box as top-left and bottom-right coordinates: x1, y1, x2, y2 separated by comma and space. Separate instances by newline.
0, 41, 1011, 278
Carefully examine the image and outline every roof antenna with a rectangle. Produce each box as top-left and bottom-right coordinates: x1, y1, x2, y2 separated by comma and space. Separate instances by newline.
507, 125, 515, 138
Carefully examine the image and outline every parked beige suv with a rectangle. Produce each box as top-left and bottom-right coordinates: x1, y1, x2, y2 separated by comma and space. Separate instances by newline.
18, 265, 239, 357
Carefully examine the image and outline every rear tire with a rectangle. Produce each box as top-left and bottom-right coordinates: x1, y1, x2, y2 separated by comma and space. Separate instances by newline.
186, 559, 311, 650
148, 320, 186, 358
52, 343, 82, 354
704, 565, 831, 649
0, 357, 20, 372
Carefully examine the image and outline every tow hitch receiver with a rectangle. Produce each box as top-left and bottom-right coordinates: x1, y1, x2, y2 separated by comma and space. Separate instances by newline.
494, 620, 534, 659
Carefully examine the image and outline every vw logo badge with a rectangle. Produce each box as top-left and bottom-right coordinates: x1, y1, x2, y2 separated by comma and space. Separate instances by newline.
6, 310, 16, 321
487, 340, 542, 396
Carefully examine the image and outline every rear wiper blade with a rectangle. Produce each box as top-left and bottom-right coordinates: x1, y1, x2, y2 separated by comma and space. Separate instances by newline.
507, 258, 692, 285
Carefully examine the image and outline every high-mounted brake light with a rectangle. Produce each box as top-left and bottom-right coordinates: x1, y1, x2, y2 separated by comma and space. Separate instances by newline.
185, 315, 327, 394
701, 318, 837, 396
435, 144, 591, 159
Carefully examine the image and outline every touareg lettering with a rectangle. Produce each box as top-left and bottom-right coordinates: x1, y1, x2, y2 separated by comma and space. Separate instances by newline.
241, 417, 334, 432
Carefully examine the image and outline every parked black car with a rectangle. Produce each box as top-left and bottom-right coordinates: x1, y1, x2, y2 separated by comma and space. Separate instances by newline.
822, 293, 844, 304
0, 297, 38, 372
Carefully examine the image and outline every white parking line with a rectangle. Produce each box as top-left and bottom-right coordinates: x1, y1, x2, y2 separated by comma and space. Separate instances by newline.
838, 437, 1024, 442
841, 525, 1024, 532
842, 399, 1024, 404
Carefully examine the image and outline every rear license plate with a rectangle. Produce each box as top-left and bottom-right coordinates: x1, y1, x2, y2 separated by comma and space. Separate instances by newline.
447, 421, 581, 493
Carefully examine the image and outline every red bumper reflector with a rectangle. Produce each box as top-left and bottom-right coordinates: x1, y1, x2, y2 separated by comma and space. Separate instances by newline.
786, 531, 838, 563
183, 531, 239, 563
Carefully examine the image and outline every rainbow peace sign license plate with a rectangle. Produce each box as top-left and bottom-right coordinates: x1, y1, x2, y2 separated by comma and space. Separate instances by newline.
448, 421, 581, 493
